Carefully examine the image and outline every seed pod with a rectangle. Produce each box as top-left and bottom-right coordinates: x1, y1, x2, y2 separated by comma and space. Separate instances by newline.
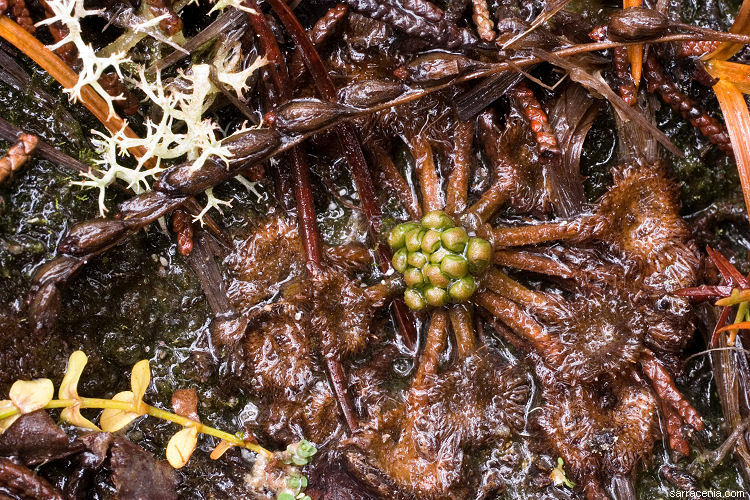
441, 254, 468, 279
404, 288, 426, 311
422, 210, 454, 229
466, 237, 492, 273
608, 7, 669, 42
31, 256, 81, 287
424, 286, 449, 307
408, 251, 428, 268
266, 99, 358, 134
421, 229, 442, 253
404, 267, 425, 287
222, 128, 282, 164
157, 129, 281, 195
396, 52, 488, 85
338, 79, 408, 108
449, 275, 477, 302
389, 222, 420, 250
58, 219, 131, 256
424, 264, 450, 288
118, 191, 183, 221
156, 160, 228, 196
392, 248, 409, 273
405, 228, 426, 252
441, 227, 468, 252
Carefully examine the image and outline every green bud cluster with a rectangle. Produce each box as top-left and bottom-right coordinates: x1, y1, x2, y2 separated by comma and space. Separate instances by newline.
283, 439, 317, 466
388, 210, 492, 310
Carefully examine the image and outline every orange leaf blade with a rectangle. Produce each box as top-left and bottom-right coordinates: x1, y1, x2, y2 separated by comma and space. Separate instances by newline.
712, 79, 750, 220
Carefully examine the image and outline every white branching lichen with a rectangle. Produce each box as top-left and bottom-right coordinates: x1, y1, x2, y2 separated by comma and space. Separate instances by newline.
36, 0, 128, 116
43, 0, 267, 219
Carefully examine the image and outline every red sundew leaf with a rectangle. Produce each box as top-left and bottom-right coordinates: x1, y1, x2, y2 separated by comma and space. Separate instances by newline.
711, 306, 734, 346
706, 246, 750, 288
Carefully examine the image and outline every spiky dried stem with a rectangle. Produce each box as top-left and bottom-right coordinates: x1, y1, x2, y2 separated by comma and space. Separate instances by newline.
0, 132, 37, 184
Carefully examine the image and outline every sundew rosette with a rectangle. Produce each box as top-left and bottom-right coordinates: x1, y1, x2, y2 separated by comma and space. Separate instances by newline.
388, 210, 492, 310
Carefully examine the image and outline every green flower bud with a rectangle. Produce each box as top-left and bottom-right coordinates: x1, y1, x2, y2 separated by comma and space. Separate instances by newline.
449, 276, 477, 302
287, 475, 303, 491
278, 493, 295, 500
297, 440, 317, 457
404, 288, 426, 310
408, 251, 428, 269
388, 222, 419, 250
292, 454, 308, 466
422, 210, 454, 229
441, 254, 468, 279
405, 228, 425, 252
466, 237, 492, 274
440, 227, 468, 252
423, 264, 450, 288
392, 248, 408, 273
421, 229, 442, 254
424, 286, 449, 307
404, 267, 425, 287
430, 246, 450, 264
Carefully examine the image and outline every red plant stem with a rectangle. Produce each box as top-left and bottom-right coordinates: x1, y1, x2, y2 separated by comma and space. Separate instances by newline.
246, 1, 322, 267
246, 0, 360, 432
267, 0, 418, 351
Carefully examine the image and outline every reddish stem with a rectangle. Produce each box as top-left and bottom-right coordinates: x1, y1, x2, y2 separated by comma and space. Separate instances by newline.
246, 0, 358, 431
268, 0, 418, 351
246, 1, 322, 266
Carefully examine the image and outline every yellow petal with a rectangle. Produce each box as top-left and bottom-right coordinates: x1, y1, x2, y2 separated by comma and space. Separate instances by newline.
130, 360, 151, 414
100, 391, 139, 432
9, 379, 54, 414
209, 440, 235, 460
61, 405, 100, 431
59, 351, 88, 400
0, 400, 19, 433
166, 426, 198, 468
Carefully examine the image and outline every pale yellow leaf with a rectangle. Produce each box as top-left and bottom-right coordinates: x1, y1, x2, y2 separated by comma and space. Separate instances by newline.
0, 400, 19, 433
59, 351, 88, 400
9, 379, 54, 414
100, 391, 139, 432
61, 405, 101, 431
166, 426, 198, 468
130, 360, 151, 414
